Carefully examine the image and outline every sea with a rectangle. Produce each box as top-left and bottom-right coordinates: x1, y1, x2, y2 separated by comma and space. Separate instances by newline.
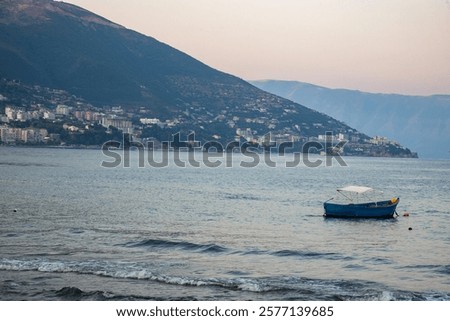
0, 146, 449, 301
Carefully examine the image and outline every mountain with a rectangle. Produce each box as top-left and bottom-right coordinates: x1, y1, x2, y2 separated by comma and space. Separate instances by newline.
0, 0, 354, 138
251, 80, 450, 159
0, 0, 233, 112
0, 0, 416, 157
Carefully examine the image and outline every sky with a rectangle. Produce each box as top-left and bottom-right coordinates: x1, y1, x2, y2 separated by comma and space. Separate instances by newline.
63, 0, 450, 96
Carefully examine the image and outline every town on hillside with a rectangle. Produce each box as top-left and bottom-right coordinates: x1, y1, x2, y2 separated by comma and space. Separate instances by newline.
0, 78, 417, 158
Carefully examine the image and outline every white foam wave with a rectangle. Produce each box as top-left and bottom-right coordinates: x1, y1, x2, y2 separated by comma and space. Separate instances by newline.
0, 258, 268, 292
378, 290, 395, 301
4, 258, 446, 299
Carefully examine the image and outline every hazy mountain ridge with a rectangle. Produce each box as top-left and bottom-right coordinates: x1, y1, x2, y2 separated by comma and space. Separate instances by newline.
251, 80, 450, 159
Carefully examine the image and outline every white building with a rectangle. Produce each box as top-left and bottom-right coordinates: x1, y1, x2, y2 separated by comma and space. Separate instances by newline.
101, 117, 133, 133
5, 107, 16, 120
16, 111, 28, 122
55, 105, 70, 115
370, 136, 389, 145
140, 118, 160, 125
43, 111, 56, 120
0, 127, 48, 144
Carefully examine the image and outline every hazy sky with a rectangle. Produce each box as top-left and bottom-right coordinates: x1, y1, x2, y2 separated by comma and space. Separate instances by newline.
63, 0, 450, 95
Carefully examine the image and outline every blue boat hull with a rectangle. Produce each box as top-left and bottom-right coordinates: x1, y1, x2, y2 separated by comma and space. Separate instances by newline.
324, 199, 399, 219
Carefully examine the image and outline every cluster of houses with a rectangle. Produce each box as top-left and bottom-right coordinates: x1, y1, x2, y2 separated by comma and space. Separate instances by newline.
1, 102, 412, 158
0, 104, 126, 144
0, 127, 51, 144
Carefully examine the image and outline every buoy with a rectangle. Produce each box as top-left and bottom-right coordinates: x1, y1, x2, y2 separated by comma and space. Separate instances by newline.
13, 209, 17, 213
408, 227, 412, 231
403, 212, 410, 217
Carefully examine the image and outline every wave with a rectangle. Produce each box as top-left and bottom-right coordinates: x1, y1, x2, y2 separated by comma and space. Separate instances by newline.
0, 161, 56, 167
222, 193, 261, 201
122, 238, 352, 261
239, 248, 352, 261
123, 239, 228, 253
401, 264, 450, 275
437, 265, 450, 275
270, 250, 348, 260
52, 286, 196, 301
0, 258, 275, 293
1, 258, 449, 300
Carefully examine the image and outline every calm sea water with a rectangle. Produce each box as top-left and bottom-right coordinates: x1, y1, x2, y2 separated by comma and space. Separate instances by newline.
0, 147, 449, 301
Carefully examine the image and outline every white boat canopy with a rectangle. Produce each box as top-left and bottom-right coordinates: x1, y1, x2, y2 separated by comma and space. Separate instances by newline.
337, 185, 373, 194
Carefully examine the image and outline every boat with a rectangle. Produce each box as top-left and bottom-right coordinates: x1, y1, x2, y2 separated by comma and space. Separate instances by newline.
323, 185, 399, 219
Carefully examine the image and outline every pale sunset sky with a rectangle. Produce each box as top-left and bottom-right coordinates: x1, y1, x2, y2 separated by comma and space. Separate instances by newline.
63, 0, 450, 95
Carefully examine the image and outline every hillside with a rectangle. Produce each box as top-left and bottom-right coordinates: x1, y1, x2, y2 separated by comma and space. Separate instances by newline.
251, 80, 449, 159
0, 0, 353, 135
0, 0, 416, 157
0, 0, 233, 112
